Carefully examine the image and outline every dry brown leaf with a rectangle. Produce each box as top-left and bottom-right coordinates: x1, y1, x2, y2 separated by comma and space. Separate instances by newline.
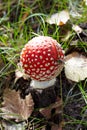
15, 62, 29, 82
39, 97, 62, 119
0, 88, 34, 121
46, 10, 70, 26
41, 127, 46, 130
51, 124, 62, 130
64, 52, 87, 82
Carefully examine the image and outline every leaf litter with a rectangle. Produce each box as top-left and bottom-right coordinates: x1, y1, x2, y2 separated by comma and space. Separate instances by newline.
1, 27, 87, 130
0, 88, 34, 121
15, 62, 30, 82
0, 1, 87, 129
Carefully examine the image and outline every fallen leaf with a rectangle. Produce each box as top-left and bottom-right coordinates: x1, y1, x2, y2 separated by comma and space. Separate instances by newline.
39, 97, 62, 119
0, 88, 34, 121
64, 52, 87, 82
46, 10, 70, 26
15, 62, 29, 82
41, 128, 46, 130
51, 124, 62, 130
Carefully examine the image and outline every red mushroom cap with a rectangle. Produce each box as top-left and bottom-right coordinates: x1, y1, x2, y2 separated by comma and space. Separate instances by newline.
20, 36, 64, 81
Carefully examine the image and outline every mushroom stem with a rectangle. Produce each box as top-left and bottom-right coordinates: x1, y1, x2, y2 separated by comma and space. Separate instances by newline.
30, 78, 56, 89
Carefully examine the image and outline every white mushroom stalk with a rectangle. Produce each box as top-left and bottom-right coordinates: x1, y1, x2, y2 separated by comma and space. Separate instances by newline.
30, 78, 56, 89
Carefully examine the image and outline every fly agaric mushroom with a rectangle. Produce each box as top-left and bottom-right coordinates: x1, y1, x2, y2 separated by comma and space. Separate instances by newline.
20, 36, 64, 89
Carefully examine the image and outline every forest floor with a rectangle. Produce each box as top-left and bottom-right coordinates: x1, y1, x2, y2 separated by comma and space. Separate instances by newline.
0, 0, 87, 130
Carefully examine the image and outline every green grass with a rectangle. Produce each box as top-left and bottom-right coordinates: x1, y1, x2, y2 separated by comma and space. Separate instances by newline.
0, 0, 87, 129
63, 81, 87, 129
78, 82, 87, 105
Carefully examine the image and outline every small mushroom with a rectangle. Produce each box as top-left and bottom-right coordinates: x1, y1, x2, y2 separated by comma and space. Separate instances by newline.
20, 36, 65, 89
